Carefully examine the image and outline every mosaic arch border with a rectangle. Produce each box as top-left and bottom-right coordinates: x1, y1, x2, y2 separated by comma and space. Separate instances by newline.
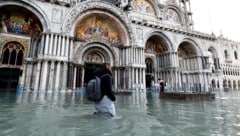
176, 38, 203, 56
75, 42, 117, 66
143, 30, 174, 52
0, 0, 50, 32
61, 1, 133, 45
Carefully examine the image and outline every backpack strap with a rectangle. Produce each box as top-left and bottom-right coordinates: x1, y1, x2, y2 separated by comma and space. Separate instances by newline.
100, 73, 110, 79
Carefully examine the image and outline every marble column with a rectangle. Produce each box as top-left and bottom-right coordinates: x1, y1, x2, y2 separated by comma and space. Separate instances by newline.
54, 62, 61, 90
44, 34, 50, 55
39, 34, 45, 56
125, 48, 129, 65
48, 61, 55, 91
114, 69, 118, 90
65, 36, 69, 57
40, 61, 48, 91
61, 36, 65, 56
34, 62, 41, 91
61, 62, 67, 90
73, 66, 77, 90
53, 34, 58, 56
69, 38, 73, 60
143, 69, 146, 89
24, 63, 33, 91
18, 63, 26, 91
57, 35, 62, 56
81, 67, 85, 88
48, 33, 54, 55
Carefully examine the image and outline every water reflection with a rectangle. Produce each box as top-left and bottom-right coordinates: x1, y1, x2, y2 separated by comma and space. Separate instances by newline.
0, 90, 240, 136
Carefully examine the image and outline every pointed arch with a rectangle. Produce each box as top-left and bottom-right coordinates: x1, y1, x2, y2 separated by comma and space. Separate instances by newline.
1, 42, 25, 66
2, 48, 10, 64
16, 50, 24, 65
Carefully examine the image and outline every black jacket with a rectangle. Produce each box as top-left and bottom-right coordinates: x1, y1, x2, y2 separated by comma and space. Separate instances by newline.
93, 67, 116, 101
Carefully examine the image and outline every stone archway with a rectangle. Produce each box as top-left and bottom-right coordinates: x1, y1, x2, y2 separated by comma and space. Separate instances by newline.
223, 79, 227, 88
69, 42, 116, 89
212, 79, 216, 88
0, 42, 25, 91
83, 48, 109, 84
208, 47, 220, 72
177, 40, 205, 92
144, 33, 171, 89
145, 58, 154, 88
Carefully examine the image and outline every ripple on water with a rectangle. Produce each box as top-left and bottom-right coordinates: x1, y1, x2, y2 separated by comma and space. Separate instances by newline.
0, 91, 240, 136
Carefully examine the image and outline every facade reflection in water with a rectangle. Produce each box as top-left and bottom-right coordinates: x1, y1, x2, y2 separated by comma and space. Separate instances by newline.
0, 90, 240, 136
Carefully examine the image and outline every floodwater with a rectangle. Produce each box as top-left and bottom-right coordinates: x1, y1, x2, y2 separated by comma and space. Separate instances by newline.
0, 90, 240, 136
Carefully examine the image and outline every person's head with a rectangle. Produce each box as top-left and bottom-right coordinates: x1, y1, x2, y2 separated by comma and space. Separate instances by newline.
102, 62, 112, 75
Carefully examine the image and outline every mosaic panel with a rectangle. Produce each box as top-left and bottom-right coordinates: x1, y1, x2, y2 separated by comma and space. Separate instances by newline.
132, 0, 155, 15
75, 14, 123, 46
0, 6, 42, 37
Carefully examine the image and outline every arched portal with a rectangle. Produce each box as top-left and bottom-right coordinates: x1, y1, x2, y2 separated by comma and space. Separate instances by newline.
223, 79, 227, 88
144, 34, 170, 88
145, 35, 168, 54
0, 4, 46, 91
177, 40, 205, 92
83, 47, 110, 84
0, 42, 24, 91
212, 79, 216, 88
228, 80, 232, 89
69, 42, 116, 89
145, 58, 154, 88
68, 9, 129, 90
233, 80, 237, 89
208, 47, 220, 73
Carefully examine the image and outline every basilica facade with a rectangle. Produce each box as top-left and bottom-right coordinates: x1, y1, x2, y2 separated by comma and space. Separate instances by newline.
0, 0, 239, 92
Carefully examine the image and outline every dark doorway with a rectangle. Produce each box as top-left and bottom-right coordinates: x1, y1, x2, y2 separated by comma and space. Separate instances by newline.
84, 63, 101, 85
145, 58, 154, 88
146, 74, 153, 88
0, 68, 21, 91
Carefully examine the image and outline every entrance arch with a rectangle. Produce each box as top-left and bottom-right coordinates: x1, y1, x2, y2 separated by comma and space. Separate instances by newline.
177, 39, 206, 92
69, 42, 116, 89
145, 58, 154, 88
0, 42, 25, 91
83, 48, 110, 84
144, 33, 171, 88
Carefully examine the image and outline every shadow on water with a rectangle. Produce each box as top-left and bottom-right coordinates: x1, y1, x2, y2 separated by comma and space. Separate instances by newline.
0, 89, 240, 136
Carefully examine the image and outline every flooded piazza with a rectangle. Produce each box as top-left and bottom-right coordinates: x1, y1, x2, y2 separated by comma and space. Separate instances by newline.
0, 90, 240, 136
